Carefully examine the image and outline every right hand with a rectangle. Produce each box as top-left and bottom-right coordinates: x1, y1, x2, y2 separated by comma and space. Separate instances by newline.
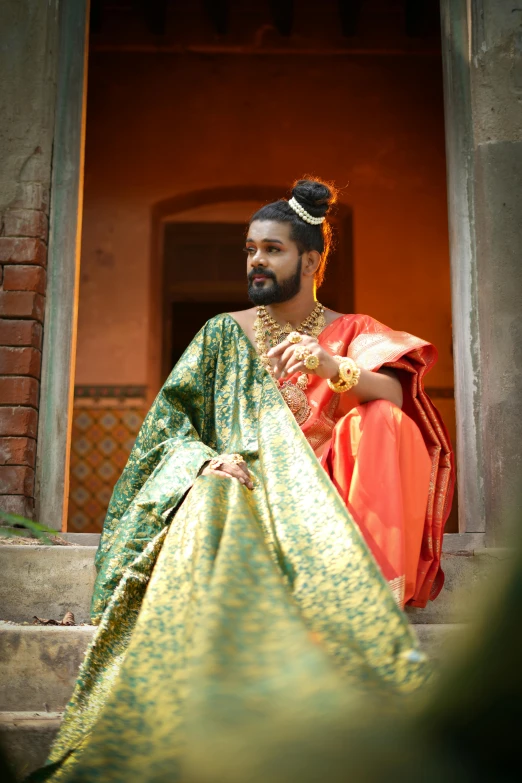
201, 458, 254, 490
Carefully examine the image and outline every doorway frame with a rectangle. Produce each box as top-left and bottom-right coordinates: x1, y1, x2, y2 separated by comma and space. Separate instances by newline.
36, 4, 483, 537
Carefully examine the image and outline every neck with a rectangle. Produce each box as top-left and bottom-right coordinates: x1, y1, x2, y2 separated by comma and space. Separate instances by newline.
263, 292, 318, 327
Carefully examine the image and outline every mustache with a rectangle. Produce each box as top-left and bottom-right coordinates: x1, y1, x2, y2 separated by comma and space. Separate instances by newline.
247, 267, 276, 284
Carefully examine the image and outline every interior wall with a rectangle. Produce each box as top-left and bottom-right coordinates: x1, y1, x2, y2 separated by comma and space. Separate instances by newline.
76, 51, 452, 388
69, 49, 455, 533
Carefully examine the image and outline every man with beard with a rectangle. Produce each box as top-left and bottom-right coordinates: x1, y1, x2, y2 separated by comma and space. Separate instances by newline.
216, 177, 454, 610
34, 179, 453, 783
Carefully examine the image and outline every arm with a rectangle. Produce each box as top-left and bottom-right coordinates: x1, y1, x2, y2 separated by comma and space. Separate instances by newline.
268, 337, 403, 408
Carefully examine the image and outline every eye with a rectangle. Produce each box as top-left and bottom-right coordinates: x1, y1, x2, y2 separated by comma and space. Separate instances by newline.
267, 246, 280, 253
243, 247, 255, 255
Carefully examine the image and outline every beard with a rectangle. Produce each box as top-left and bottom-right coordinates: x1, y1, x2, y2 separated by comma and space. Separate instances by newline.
247, 257, 302, 306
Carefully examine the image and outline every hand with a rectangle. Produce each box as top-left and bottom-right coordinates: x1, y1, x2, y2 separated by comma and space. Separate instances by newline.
266, 335, 340, 381
201, 456, 254, 490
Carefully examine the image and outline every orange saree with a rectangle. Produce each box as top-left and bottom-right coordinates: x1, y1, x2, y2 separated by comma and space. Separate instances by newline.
283, 314, 454, 609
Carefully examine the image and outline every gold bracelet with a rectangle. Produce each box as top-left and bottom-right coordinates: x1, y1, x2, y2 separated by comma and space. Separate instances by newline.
327, 356, 361, 394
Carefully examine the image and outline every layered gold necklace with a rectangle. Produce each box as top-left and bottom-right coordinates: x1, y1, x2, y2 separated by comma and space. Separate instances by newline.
253, 302, 326, 424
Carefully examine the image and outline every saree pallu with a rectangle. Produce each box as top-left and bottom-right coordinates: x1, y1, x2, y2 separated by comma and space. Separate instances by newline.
294, 314, 455, 608
31, 315, 431, 783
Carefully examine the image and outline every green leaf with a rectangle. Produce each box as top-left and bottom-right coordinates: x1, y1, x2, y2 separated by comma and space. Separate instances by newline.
0, 511, 58, 545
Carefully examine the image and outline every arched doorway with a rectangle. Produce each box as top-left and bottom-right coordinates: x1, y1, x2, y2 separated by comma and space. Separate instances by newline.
148, 186, 353, 399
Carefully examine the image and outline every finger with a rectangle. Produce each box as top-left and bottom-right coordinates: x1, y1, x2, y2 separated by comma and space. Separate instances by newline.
220, 463, 252, 485
227, 461, 254, 489
217, 465, 254, 490
274, 346, 301, 378
211, 469, 234, 480
285, 362, 306, 377
266, 341, 288, 358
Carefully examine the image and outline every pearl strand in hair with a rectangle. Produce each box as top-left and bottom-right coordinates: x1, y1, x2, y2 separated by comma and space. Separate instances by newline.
287, 197, 326, 225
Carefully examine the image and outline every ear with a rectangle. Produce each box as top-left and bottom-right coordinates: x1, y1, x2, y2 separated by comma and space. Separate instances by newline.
302, 250, 321, 277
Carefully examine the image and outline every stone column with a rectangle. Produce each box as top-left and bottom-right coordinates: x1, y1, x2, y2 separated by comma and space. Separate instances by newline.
441, 1, 522, 544
0, 1, 60, 519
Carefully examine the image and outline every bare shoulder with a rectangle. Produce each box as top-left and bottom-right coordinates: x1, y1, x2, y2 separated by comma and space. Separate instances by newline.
324, 307, 346, 326
227, 307, 258, 346
227, 307, 257, 328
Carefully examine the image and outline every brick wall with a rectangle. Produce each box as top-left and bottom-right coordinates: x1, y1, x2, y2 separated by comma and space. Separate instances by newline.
0, 184, 49, 519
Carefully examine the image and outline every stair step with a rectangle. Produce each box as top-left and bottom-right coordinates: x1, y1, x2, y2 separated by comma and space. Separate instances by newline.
0, 620, 463, 725
0, 545, 97, 624
0, 625, 96, 712
1, 541, 505, 625
0, 711, 62, 779
0, 622, 463, 778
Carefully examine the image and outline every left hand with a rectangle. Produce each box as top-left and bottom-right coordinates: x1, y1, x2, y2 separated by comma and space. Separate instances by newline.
266, 335, 340, 381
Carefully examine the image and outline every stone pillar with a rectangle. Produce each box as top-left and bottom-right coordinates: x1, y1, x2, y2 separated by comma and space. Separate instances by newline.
0, 1, 59, 519
441, 1, 522, 544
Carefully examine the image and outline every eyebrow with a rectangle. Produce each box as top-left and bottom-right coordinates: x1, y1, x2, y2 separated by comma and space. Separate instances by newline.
245, 238, 284, 245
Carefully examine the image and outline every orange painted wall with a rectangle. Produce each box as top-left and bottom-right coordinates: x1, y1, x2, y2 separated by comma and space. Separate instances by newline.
76, 52, 452, 394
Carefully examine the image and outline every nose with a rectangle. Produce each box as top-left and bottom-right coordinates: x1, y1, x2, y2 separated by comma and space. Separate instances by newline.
248, 250, 267, 267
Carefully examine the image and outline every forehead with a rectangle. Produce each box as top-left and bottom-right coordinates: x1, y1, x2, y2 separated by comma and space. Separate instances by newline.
247, 220, 292, 243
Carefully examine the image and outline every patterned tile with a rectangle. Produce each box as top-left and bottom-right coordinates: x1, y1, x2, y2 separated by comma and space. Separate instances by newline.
68, 399, 146, 533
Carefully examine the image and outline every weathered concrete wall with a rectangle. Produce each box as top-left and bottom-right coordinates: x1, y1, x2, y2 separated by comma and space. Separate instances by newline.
0, 1, 59, 518
471, 3, 522, 544
441, 1, 522, 539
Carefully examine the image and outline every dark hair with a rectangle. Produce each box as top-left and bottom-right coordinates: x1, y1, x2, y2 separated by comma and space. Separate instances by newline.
250, 177, 337, 287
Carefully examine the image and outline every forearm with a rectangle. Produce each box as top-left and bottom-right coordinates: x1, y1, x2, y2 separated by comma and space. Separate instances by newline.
332, 366, 403, 409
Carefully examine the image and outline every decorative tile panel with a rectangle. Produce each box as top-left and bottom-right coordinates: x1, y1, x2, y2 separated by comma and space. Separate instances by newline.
68, 387, 147, 533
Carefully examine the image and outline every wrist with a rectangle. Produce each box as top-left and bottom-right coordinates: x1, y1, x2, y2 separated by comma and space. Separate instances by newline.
326, 356, 342, 382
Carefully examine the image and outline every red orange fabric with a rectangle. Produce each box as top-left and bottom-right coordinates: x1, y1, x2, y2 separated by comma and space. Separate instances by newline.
288, 314, 455, 608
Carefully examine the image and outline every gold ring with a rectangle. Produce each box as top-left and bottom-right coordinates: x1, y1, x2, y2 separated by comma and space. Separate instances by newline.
288, 331, 302, 344
295, 347, 310, 361
304, 354, 320, 370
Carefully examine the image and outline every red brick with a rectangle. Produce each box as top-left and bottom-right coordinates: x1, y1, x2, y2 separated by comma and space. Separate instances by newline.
0, 437, 36, 467
0, 465, 34, 495
0, 238, 47, 266
0, 319, 42, 348
0, 494, 34, 519
0, 291, 45, 321
0, 377, 39, 407
0, 407, 38, 438
3, 265, 46, 294
12, 183, 49, 212
3, 209, 48, 241
0, 347, 41, 378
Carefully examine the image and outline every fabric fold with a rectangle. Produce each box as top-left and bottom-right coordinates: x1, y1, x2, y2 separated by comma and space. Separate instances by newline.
33, 315, 431, 783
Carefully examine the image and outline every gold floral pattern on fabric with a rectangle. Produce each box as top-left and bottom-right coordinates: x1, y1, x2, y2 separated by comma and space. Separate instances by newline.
36, 315, 431, 783
348, 329, 431, 370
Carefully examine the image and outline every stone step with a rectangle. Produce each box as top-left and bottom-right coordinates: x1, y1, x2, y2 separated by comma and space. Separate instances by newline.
0, 545, 97, 624
0, 621, 463, 722
0, 622, 464, 778
0, 625, 96, 712
0, 711, 62, 780
0, 535, 505, 625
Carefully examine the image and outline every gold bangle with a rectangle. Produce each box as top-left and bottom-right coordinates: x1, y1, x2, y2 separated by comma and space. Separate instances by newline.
208, 453, 245, 470
338, 357, 361, 389
327, 356, 361, 393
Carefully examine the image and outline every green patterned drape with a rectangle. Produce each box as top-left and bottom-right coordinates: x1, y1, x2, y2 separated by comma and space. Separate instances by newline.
33, 315, 429, 783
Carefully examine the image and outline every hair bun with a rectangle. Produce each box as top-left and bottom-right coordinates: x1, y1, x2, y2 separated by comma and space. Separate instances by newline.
291, 177, 337, 218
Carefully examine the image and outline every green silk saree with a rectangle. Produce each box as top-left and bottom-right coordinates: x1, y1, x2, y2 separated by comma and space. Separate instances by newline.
34, 315, 429, 782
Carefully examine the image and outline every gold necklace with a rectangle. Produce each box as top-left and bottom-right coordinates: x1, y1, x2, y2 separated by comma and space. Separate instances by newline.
253, 302, 326, 425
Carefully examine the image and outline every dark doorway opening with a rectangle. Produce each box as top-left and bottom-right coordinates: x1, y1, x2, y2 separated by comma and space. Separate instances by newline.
161, 212, 353, 381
